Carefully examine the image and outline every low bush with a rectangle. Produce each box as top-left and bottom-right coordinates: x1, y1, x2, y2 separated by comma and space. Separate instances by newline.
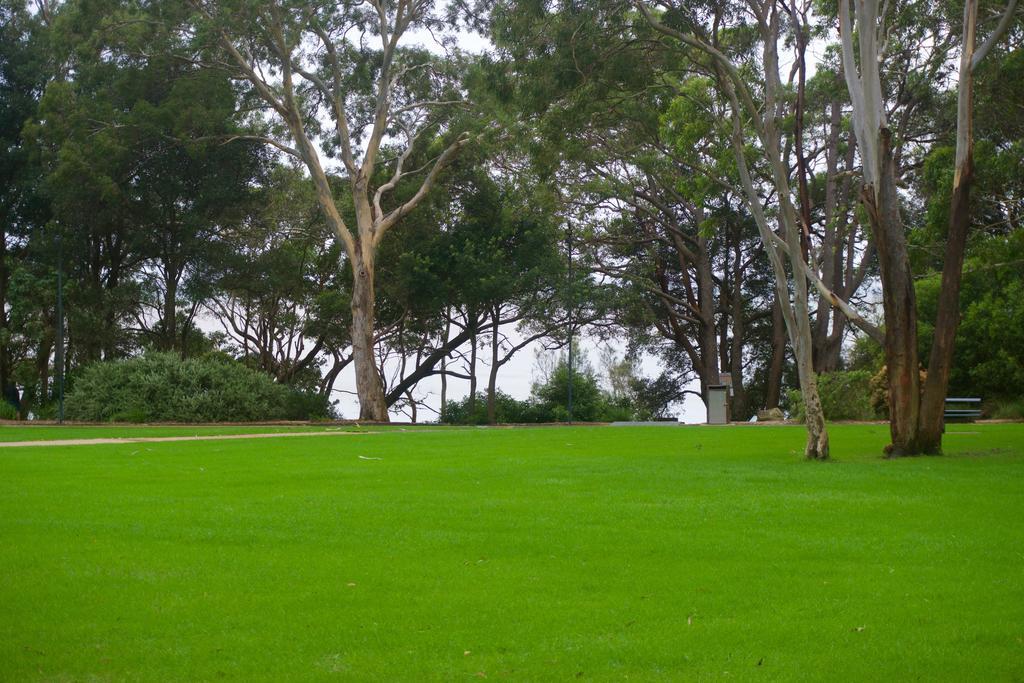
441, 391, 551, 425
868, 366, 929, 418
441, 360, 651, 425
65, 353, 332, 422
0, 401, 17, 420
788, 370, 881, 422
990, 399, 1024, 420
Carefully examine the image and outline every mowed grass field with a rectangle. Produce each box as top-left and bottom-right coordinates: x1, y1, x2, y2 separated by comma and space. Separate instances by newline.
1, 423, 1023, 681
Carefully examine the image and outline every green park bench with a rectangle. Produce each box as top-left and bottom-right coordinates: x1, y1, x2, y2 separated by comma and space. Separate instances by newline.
944, 397, 982, 422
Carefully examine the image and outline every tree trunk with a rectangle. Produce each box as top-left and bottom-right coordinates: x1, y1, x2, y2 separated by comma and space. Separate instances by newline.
813, 96, 853, 374
0, 227, 11, 412
788, 206, 830, 460
642, 3, 829, 455
725, 16, 830, 458
696, 234, 721, 394
797, 359, 830, 459
384, 323, 475, 407
406, 389, 417, 423
919, 0, 980, 453
440, 311, 450, 422
467, 327, 478, 416
487, 310, 500, 425
163, 271, 178, 353
728, 224, 748, 419
865, 131, 922, 455
918, 177, 970, 450
813, 293, 846, 372
36, 335, 52, 416
350, 248, 388, 422
765, 291, 786, 410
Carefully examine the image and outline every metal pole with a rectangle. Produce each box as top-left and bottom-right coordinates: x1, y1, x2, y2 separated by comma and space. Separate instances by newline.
566, 221, 574, 424
56, 233, 64, 424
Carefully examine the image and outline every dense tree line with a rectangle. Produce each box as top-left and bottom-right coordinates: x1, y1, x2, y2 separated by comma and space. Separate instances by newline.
1, 0, 1022, 456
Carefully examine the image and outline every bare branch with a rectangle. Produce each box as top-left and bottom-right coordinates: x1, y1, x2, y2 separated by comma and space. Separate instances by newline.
374, 133, 472, 241
971, 0, 1019, 71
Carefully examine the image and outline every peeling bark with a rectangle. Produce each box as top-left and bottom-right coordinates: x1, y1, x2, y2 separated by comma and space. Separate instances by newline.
350, 249, 388, 421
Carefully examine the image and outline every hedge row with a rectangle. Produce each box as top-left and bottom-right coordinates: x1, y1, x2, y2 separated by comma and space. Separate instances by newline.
65, 353, 331, 422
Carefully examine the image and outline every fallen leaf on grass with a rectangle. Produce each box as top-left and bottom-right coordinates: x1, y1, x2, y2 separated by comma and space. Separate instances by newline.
852, 626, 866, 632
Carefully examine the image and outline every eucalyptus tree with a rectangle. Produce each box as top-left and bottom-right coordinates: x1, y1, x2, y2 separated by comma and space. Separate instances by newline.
766, 5, 878, 373
184, 0, 478, 420
837, 0, 1019, 454
800, 69, 877, 373
636, 0, 888, 458
918, 0, 1020, 449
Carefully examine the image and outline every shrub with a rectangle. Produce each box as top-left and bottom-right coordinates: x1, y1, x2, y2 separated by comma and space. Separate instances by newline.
441, 391, 551, 425
531, 361, 608, 423
440, 373, 649, 425
441, 357, 657, 425
0, 401, 17, 420
788, 370, 881, 422
65, 353, 332, 422
990, 399, 1024, 420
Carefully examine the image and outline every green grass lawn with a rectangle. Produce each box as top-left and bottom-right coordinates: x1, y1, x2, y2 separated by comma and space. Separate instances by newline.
2, 423, 1023, 681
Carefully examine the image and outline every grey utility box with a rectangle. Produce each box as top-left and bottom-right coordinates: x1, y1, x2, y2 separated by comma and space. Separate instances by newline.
706, 385, 730, 424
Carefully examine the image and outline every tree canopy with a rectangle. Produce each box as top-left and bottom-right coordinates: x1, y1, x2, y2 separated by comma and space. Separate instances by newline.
2, 0, 1022, 455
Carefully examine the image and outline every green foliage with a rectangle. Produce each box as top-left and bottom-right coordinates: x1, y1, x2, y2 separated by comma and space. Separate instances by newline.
531, 359, 608, 422
916, 231, 1024, 401
990, 399, 1024, 421
0, 400, 17, 420
441, 355, 664, 425
788, 370, 880, 422
379, 165, 564, 323
64, 353, 331, 422
847, 335, 886, 373
441, 391, 550, 425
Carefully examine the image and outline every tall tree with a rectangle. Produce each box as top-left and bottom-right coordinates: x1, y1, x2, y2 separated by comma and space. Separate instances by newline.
838, 0, 1018, 454
917, 0, 1020, 449
637, 0, 884, 458
186, 0, 477, 420
1, 0, 55, 413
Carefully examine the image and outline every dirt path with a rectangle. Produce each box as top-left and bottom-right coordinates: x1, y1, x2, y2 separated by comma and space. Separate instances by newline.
0, 430, 375, 448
